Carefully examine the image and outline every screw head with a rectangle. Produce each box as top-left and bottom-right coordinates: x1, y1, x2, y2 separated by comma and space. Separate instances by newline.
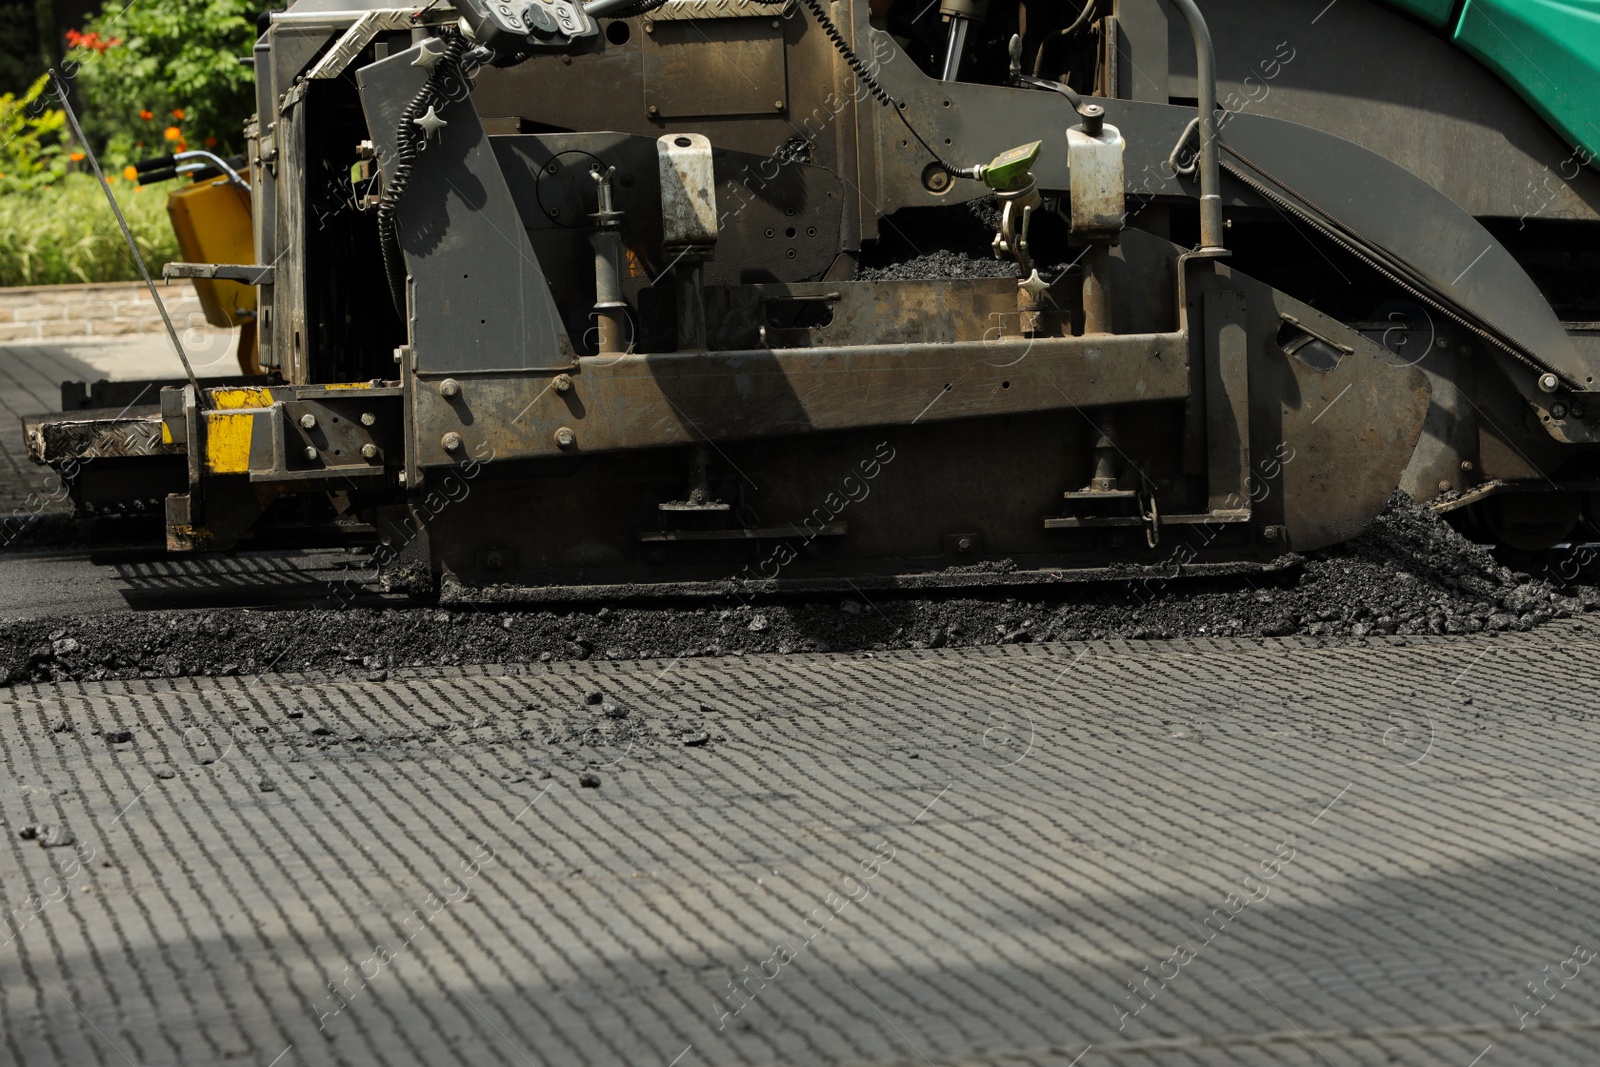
1460, 460, 1474, 472
1261, 525, 1280, 543
361, 443, 378, 459
648, 105, 659, 116
439, 378, 461, 398
1438, 480, 1453, 492
1573, 403, 1588, 419
360, 412, 376, 426
1539, 372, 1560, 393
485, 550, 506, 570
442, 432, 463, 452
299, 413, 317, 429
303, 445, 318, 461
774, 100, 784, 110
1551, 401, 1568, 419
554, 373, 573, 393
955, 536, 972, 553
554, 426, 576, 448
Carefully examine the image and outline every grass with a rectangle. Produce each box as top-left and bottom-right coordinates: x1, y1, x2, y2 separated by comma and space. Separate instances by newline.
0, 172, 180, 287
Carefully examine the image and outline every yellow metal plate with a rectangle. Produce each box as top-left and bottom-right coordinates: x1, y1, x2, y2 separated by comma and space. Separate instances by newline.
205, 411, 257, 474
211, 388, 275, 409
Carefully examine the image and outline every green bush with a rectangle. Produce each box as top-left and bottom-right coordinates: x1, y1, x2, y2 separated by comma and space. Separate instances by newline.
73, 0, 263, 164
0, 73, 68, 191
0, 171, 179, 286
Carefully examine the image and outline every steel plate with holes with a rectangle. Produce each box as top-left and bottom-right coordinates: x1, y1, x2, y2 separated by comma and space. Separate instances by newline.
642, 15, 787, 118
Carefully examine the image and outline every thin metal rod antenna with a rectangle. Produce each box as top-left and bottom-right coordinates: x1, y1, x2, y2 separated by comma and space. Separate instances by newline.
50, 69, 208, 409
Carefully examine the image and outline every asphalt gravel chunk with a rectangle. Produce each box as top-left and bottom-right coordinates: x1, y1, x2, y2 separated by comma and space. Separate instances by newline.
0, 495, 1593, 686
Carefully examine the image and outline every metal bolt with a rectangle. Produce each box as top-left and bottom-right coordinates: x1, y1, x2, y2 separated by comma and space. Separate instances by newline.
442, 432, 463, 452
439, 378, 461, 398
303, 446, 318, 461
1438, 480, 1452, 492
771, 18, 780, 27
1460, 460, 1474, 472
360, 412, 376, 426
774, 100, 784, 110
485, 550, 506, 570
1261, 525, 1280, 543
361, 443, 378, 459
1551, 401, 1568, 419
1435, 336, 1449, 349
299, 413, 317, 429
648, 105, 659, 117
554, 426, 576, 448
955, 536, 972, 553
1539, 373, 1560, 393
554, 373, 573, 393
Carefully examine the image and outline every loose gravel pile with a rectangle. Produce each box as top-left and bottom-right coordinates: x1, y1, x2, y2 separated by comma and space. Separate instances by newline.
1, 494, 1592, 686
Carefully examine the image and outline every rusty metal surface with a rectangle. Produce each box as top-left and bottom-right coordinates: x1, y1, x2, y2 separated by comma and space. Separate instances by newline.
410, 330, 1191, 464
642, 15, 788, 118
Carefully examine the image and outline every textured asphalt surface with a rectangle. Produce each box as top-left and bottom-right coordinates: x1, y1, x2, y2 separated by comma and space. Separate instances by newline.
5, 623, 1600, 1066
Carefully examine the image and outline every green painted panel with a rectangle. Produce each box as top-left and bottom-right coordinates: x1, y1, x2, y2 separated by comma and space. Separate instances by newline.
1453, 0, 1600, 165
1377, 0, 1456, 26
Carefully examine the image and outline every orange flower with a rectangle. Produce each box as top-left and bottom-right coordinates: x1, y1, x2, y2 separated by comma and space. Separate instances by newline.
69, 151, 85, 161
163, 126, 181, 142
176, 139, 188, 153
171, 108, 185, 120
122, 165, 138, 182
203, 136, 217, 148
139, 109, 153, 120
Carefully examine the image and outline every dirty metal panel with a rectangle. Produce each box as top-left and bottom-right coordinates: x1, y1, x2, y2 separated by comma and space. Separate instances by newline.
25, 414, 178, 465
356, 45, 574, 374
642, 16, 787, 118
408, 330, 1191, 465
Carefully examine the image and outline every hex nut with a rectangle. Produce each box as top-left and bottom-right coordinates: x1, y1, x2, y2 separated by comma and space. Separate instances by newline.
360, 412, 377, 426
442, 432, 463, 452
554, 373, 573, 393
554, 427, 576, 448
361, 443, 379, 459
1539, 373, 1560, 393
299, 413, 317, 430
439, 378, 461, 398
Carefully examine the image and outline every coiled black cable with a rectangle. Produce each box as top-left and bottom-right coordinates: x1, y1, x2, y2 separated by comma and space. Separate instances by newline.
377, 31, 468, 315
601, 0, 671, 18
795, 0, 980, 179
796, 0, 893, 106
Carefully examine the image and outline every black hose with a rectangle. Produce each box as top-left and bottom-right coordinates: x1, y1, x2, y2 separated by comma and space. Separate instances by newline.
377, 32, 468, 316
1031, 0, 1096, 79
